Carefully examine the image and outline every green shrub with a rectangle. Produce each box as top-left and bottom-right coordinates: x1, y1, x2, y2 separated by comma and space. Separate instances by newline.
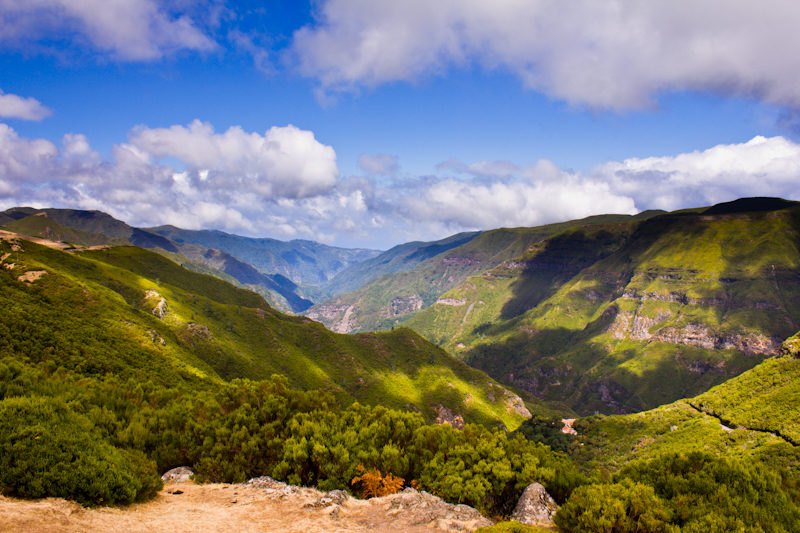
512, 415, 574, 453
555, 453, 800, 533
475, 521, 550, 533
0, 396, 162, 506
554, 480, 675, 533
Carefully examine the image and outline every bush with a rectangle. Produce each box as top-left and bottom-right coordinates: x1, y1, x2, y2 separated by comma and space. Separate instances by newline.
555, 453, 800, 533
475, 521, 551, 533
554, 480, 675, 533
0, 396, 162, 506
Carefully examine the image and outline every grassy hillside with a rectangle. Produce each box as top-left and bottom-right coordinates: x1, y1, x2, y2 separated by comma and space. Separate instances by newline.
406, 199, 800, 416
0, 233, 532, 430
305, 213, 662, 334
324, 231, 481, 296
0, 208, 346, 313
2, 212, 128, 247
572, 334, 800, 473
148, 225, 380, 287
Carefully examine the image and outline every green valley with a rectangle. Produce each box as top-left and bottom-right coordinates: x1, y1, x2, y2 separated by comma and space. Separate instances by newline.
305, 212, 662, 334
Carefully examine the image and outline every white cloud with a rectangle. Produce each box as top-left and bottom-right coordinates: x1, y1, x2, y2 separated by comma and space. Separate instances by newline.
128, 120, 340, 199
2, 123, 799, 248
396, 175, 636, 232
291, 0, 800, 110
0, 0, 216, 60
595, 135, 800, 210
0, 89, 53, 121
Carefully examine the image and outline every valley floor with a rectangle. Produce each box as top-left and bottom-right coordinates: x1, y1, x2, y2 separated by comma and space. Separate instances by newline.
0, 481, 493, 533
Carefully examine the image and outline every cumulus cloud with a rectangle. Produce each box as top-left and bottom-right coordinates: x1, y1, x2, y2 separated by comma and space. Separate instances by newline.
2, 122, 800, 247
0, 89, 53, 121
0, 0, 216, 60
595, 136, 800, 210
291, 0, 800, 110
128, 120, 339, 199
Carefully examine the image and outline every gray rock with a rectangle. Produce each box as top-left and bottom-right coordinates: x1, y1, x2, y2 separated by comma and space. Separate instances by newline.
511, 482, 558, 527
161, 466, 194, 484
243, 476, 287, 490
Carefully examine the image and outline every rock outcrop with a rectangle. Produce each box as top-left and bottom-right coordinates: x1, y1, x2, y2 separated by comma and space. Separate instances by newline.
434, 405, 466, 429
511, 482, 558, 528
606, 311, 782, 355
161, 466, 194, 483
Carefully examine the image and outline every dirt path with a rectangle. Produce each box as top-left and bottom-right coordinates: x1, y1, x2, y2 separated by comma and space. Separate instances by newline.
0, 482, 493, 533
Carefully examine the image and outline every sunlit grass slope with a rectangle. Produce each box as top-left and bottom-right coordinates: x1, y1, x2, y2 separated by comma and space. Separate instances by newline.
572, 334, 800, 476
406, 199, 800, 415
0, 237, 531, 429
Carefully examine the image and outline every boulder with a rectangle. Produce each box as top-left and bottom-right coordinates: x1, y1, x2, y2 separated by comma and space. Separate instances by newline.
511, 482, 558, 528
161, 466, 194, 484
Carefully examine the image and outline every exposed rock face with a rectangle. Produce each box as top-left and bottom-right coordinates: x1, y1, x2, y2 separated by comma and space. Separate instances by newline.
243, 476, 287, 490
390, 294, 424, 316
606, 311, 782, 355
161, 466, 194, 483
434, 405, 465, 429
186, 323, 212, 340
238, 479, 492, 531
17, 270, 47, 284
437, 298, 467, 306
511, 482, 558, 528
503, 391, 531, 418
145, 290, 169, 319
332, 304, 358, 333
379, 488, 492, 531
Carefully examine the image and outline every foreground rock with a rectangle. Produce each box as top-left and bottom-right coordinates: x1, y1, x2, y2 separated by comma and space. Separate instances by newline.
160, 467, 194, 484
511, 483, 558, 528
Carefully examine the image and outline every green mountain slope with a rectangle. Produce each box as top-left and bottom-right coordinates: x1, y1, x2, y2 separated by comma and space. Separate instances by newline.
406, 198, 800, 416
0, 233, 533, 430
305, 213, 663, 334
573, 333, 800, 474
323, 231, 481, 296
148, 225, 381, 287
4, 207, 137, 239
2, 212, 128, 247
0, 208, 351, 313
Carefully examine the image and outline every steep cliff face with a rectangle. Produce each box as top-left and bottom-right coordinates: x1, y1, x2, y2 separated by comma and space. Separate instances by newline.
406, 200, 800, 416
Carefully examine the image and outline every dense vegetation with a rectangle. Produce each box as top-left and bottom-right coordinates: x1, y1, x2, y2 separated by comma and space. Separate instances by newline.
306, 213, 660, 334
407, 200, 800, 415
3, 201, 800, 532
0, 360, 580, 514
0, 232, 544, 509
556, 452, 800, 532
0, 236, 529, 429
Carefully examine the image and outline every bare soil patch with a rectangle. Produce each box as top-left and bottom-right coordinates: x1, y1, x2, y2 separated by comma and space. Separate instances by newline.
0, 482, 492, 533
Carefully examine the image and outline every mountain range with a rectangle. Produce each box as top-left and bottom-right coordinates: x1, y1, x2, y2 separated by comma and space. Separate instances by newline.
4, 198, 798, 421
4, 198, 800, 529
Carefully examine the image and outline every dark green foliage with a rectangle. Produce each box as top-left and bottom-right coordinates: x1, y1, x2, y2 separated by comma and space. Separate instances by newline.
618, 452, 800, 532
555, 452, 800, 533
0, 396, 162, 506
413, 424, 584, 514
512, 415, 574, 453
555, 480, 675, 533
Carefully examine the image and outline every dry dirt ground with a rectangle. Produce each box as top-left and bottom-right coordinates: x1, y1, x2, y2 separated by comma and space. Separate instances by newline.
0, 482, 494, 533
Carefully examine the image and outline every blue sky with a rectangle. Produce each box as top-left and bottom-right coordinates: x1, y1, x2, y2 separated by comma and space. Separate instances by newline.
1, 1, 799, 249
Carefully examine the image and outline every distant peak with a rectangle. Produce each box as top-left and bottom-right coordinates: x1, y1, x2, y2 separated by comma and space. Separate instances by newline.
702, 197, 797, 216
